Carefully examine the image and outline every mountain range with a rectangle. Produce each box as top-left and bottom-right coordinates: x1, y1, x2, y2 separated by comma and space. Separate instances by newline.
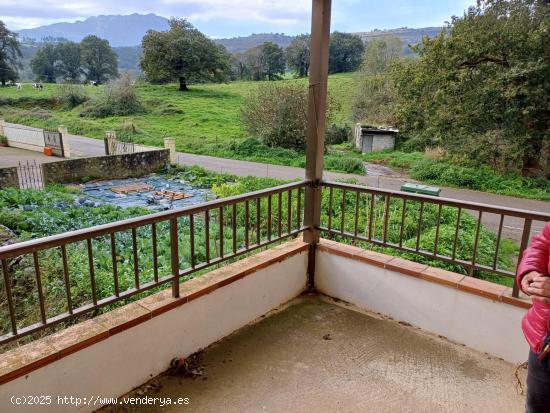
14, 14, 442, 80
17, 13, 442, 52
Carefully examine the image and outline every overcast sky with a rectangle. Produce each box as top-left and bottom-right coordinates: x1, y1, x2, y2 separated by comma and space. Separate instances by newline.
1, 0, 475, 37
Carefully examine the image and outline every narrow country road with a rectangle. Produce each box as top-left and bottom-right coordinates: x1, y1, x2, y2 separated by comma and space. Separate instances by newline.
4, 123, 549, 241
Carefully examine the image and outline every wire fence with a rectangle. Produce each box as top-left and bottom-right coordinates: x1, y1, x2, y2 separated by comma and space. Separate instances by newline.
17, 161, 44, 190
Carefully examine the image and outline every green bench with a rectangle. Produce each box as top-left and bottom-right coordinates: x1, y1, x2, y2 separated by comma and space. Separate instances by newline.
400, 183, 441, 197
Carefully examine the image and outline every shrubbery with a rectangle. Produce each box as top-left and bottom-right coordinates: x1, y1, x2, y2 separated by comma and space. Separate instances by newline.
325, 123, 351, 145
411, 160, 550, 200
56, 84, 89, 109
80, 74, 144, 117
241, 83, 308, 150
241, 83, 341, 151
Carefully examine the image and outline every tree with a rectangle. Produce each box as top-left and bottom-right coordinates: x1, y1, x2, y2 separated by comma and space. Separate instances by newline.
141, 18, 230, 91
0, 20, 22, 86
244, 46, 264, 81
56, 42, 81, 82
361, 36, 402, 75
286, 34, 310, 77
260, 42, 285, 80
31, 43, 58, 82
80, 35, 118, 84
230, 52, 250, 80
390, 0, 550, 176
328, 32, 365, 73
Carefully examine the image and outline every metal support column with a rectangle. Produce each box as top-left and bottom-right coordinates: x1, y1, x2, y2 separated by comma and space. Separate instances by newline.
303, 0, 332, 290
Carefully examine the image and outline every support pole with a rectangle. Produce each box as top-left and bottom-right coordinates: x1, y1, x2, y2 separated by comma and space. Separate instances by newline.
303, 0, 332, 290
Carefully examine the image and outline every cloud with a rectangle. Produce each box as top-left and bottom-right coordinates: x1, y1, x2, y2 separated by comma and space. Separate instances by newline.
1, 0, 472, 35
1, 0, 312, 31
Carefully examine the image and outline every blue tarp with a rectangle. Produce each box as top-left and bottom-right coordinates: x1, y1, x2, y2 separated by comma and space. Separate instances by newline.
79, 175, 213, 211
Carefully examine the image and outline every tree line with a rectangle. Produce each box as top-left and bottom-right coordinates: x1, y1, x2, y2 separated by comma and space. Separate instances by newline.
0, 18, 366, 88
29, 36, 118, 84
0, 21, 119, 85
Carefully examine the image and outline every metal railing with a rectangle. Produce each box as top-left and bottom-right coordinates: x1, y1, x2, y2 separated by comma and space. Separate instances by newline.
1, 178, 548, 345
0, 181, 307, 344
319, 181, 550, 297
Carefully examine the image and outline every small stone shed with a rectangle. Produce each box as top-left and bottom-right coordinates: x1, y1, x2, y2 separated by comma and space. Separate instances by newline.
354, 124, 399, 153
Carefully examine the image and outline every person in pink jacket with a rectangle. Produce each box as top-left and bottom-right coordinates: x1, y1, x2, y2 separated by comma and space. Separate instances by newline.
517, 221, 550, 413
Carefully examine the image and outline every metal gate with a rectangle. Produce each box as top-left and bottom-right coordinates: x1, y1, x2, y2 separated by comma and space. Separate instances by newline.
43, 129, 64, 157
17, 161, 45, 190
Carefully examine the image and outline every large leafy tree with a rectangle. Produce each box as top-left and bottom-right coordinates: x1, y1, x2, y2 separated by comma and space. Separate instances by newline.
31, 43, 58, 82
286, 34, 310, 77
141, 18, 230, 91
80, 35, 118, 84
0, 20, 22, 86
260, 42, 285, 80
328, 32, 365, 73
391, 0, 550, 176
56, 42, 82, 82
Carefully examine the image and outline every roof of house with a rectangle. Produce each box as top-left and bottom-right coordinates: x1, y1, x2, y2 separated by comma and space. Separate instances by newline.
360, 125, 399, 134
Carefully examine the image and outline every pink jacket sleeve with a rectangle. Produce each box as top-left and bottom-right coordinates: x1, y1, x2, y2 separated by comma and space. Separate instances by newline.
516, 222, 550, 292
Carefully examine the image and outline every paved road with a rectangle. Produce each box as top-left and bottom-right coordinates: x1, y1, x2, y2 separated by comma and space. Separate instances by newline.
70, 134, 548, 240
5, 124, 550, 240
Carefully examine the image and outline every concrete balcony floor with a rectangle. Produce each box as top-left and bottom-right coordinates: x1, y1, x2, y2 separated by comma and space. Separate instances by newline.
102, 296, 525, 413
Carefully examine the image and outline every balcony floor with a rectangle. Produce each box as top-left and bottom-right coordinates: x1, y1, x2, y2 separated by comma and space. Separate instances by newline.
103, 296, 525, 413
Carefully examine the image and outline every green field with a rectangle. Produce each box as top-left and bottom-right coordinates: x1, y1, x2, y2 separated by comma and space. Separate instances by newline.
0, 73, 355, 155
1, 74, 549, 200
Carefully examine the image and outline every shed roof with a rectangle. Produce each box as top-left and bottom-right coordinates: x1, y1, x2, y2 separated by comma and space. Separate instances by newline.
360, 125, 399, 134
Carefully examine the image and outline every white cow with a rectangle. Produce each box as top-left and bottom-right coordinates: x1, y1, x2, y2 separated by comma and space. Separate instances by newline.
15, 82, 22, 90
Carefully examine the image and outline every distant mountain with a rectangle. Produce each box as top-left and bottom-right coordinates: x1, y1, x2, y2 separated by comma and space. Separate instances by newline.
214, 33, 295, 54
14, 13, 443, 79
17, 13, 170, 47
353, 27, 443, 54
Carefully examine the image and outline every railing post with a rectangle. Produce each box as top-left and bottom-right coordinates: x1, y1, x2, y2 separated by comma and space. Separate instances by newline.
514, 218, 532, 298
58, 125, 70, 158
170, 218, 180, 298
303, 0, 332, 290
164, 137, 177, 165
105, 131, 116, 155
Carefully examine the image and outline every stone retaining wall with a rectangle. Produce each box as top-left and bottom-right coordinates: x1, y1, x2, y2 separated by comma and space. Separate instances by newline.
42, 150, 169, 184
0, 167, 19, 188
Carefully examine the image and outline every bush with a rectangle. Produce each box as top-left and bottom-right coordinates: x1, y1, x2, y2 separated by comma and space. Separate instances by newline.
323, 156, 364, 174
80, 74, 144, 118
241, 83, 337, 151
56, 84, 89, 109
241, 83, 308, 150
325, 123, 351, 145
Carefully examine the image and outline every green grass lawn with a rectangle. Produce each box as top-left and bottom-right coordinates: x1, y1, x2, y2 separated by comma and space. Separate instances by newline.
0, 73, 356, 155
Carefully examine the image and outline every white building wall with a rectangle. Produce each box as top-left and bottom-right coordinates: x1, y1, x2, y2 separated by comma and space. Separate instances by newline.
0, 252, 308, 413
315, 249, 528, 363
372, 134, 395, 152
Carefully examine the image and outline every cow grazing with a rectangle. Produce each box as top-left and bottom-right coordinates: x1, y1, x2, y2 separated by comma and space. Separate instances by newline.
15, 83, 22, 90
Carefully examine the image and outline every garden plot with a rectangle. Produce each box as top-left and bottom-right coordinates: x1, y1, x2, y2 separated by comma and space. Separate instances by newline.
79, 175, 213, 211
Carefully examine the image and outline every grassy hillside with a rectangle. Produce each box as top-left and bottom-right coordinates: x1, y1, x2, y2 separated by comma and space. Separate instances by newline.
0, 73, 355, 153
